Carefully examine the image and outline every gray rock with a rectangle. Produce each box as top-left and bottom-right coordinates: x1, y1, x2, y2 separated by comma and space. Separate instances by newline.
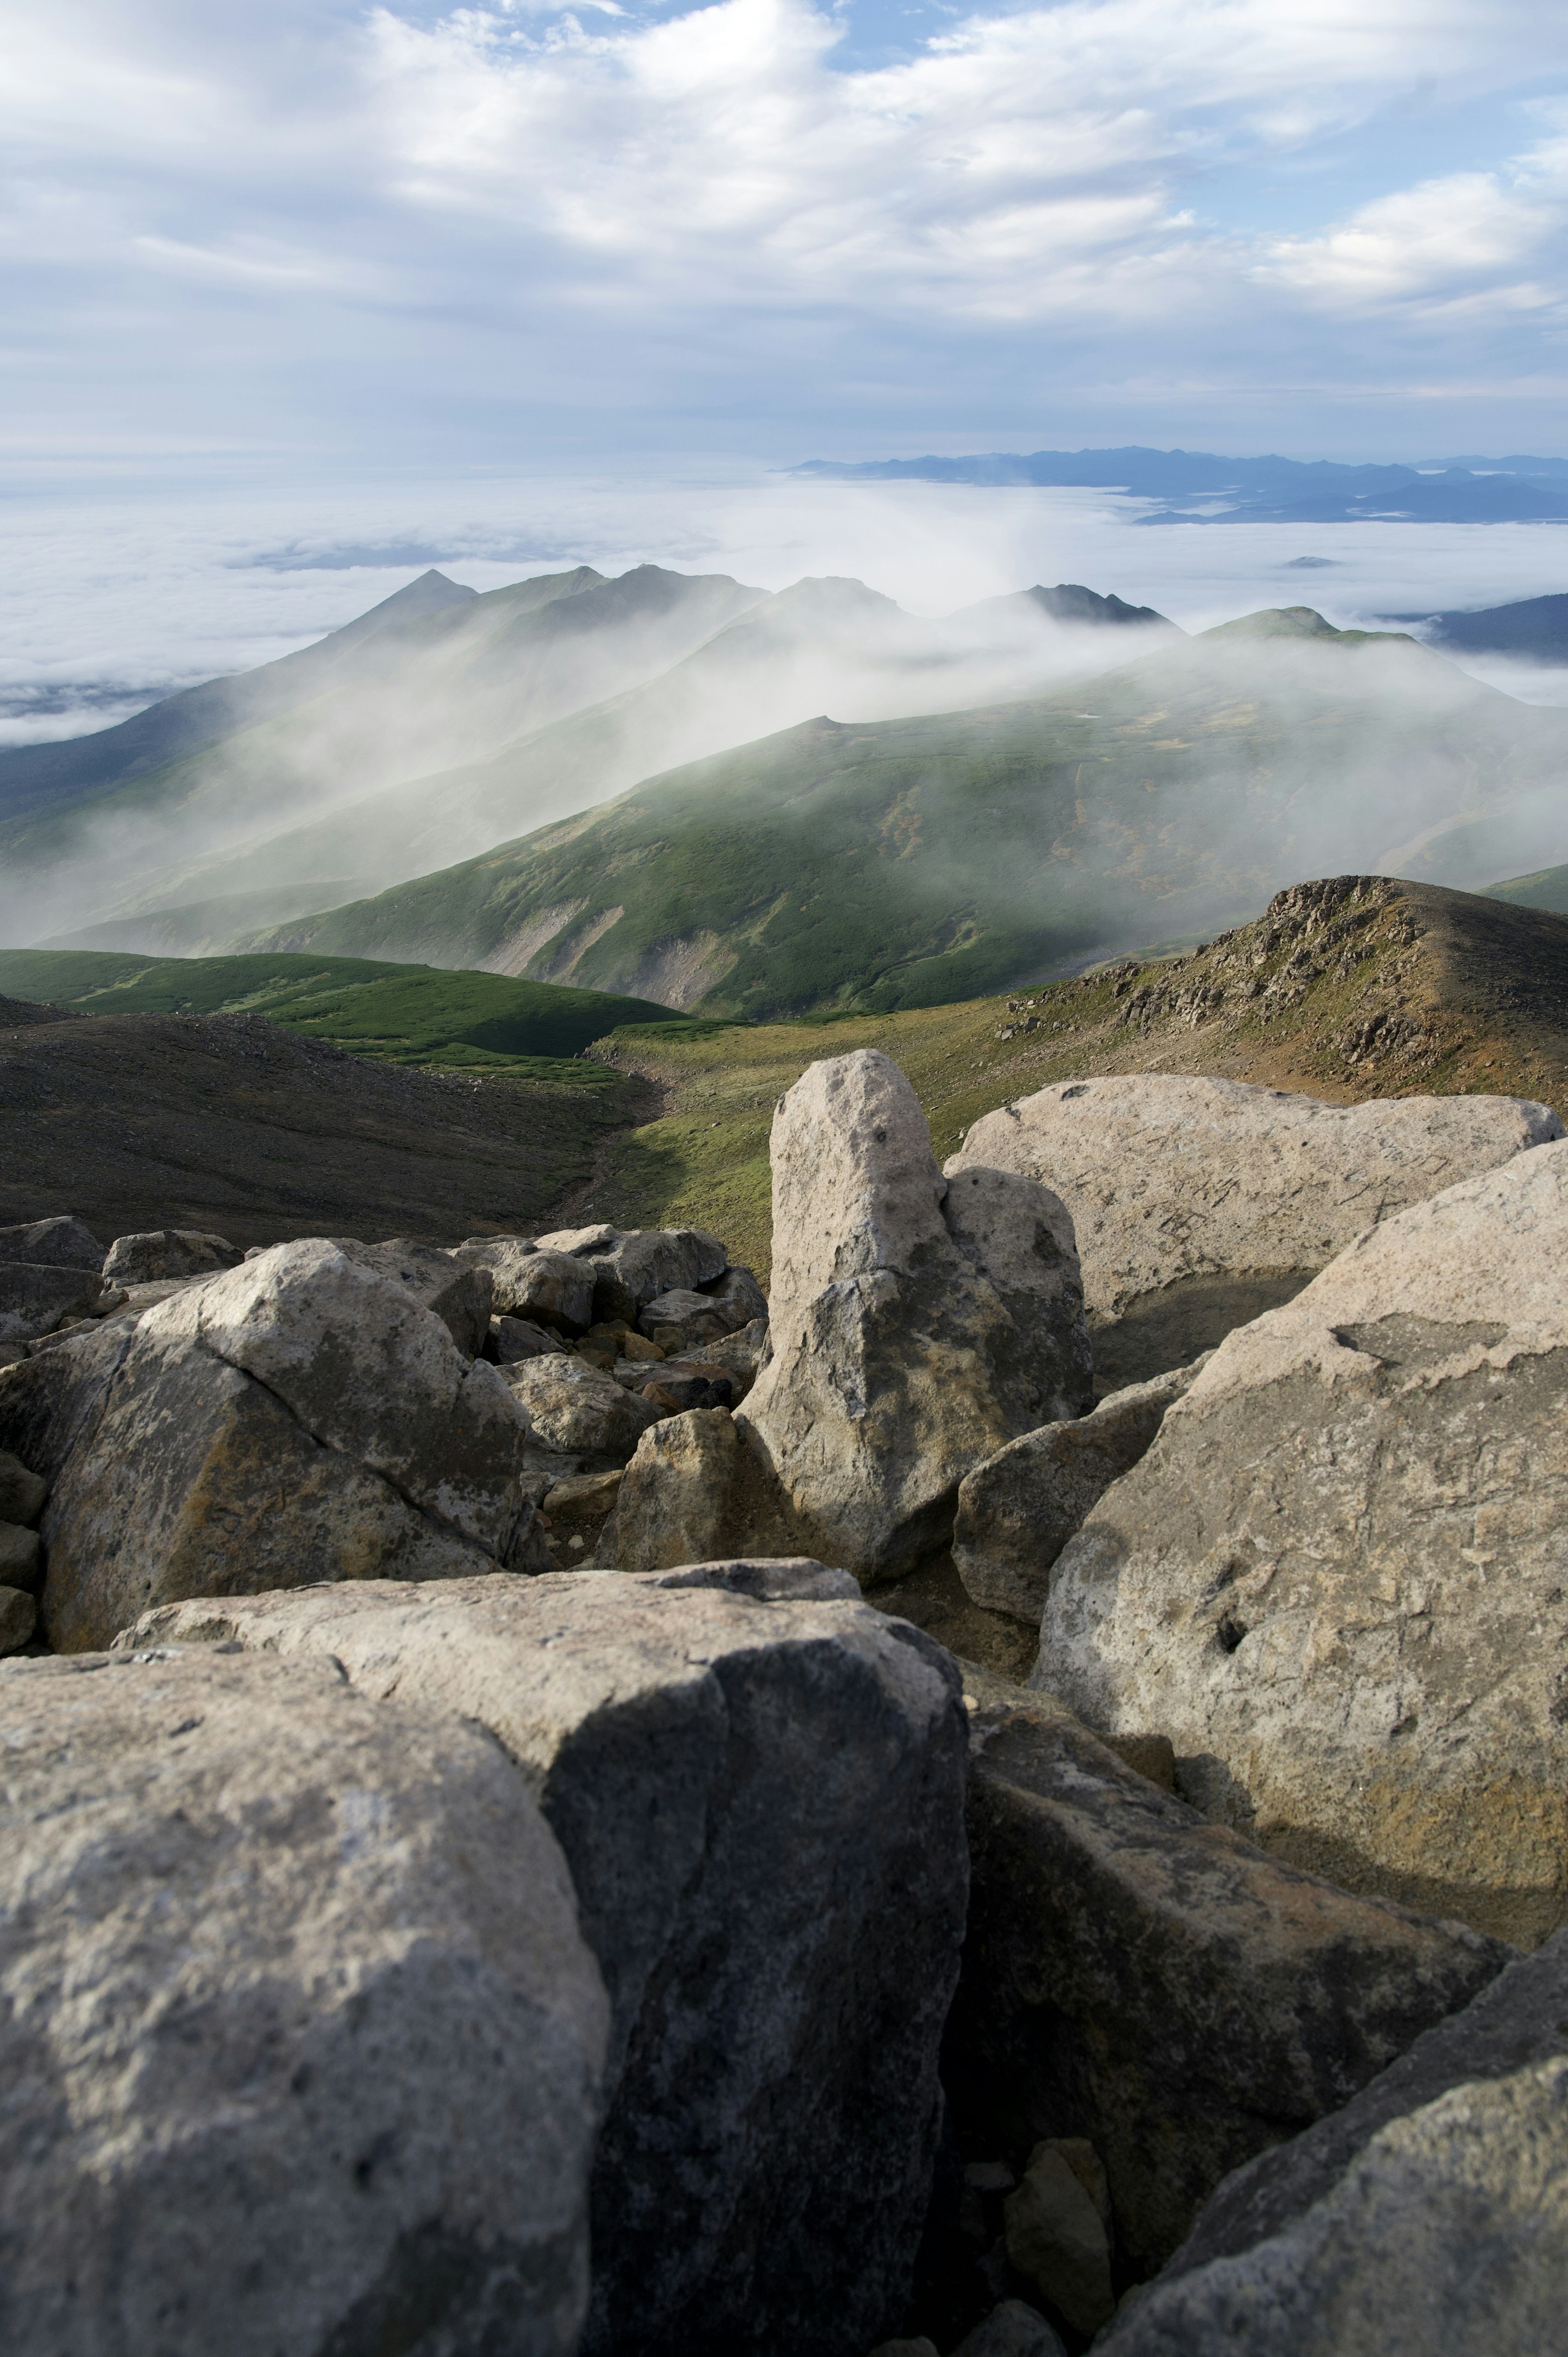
504, 1354, 663, 1467
100, 1228, 243, 1286
943, 1671, 1511, 2279
0, 1317, 133, 1481
455, 1238, 597, 1335
953, 1362, 1207, 1622
0, 1262, 103, 1342
950, 2299, 1067, 2357
0, 1447, 47, 1526
540, 1469, 623, 1566
0, 1644, 607, 2357
491, 1313, 568, 1364
32, 1240, 546, 1653
952, 1074, 1562, 1318
338, 1236, 493, 1356
534, 1222, 620, 1255
1097, 1929, 1568, 2357
679, 1316, 770, 1395
594, 1408, 807, 1570
0, 1215, 104, 1271
739, 1051, 1092, 1583
0, 1583, 36, 1652
698, 1263, 768, 1323
581, 1227, 728, 1325
0, 1522, 42, 1594
125, 1570, 970, 2357
637, 1287, 734, 1350
1004, 2139, 1115, 2336
1038, 1136, 1568, 1946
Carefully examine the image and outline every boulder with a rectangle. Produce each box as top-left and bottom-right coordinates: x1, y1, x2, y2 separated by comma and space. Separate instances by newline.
0, 1261, 103, 1342
540, 1469, 623, 1565
1097, 1927, 1568, 2357
338, 1236, 492, 1356
697, 1263, 768, 1324
504, 1354, 663, 1467
1038, 1136, 1568, 1946
0, 1644, 607, 2357
454, 1237, 596, 1336
953, 1361, 1207, 1622
943, 1670, 1511, 2280
950, 1074, 1562, 1334
951, 2300, 1067, 2357
678, 1316, 769, 1396
629, 1362, 745, 1414
0, 1447, 47, 1526
739, 1051, 1092, 1583
100, 1227, 243, 1286
0, 1523, 42, 1592
638, 1287, 735, 1351
0, 1584, 35, 1652
579, 1227, 729, 1325
0, 1214, 104, 1270
125, 1567, 971, 2357
20, 1240, 546, 1653
535, 1222, 621, 1254
490, 1311, 569, 1363
594, 1409, 806, 1570
1003, 2139, 1115, 2336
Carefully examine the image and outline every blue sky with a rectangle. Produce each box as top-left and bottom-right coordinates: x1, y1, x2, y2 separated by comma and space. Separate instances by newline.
5, 0, 1568, 480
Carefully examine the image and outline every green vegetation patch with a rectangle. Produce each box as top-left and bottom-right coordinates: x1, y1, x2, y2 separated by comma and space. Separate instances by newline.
0, 948, 691, 1073
1483, 863, 1568, 916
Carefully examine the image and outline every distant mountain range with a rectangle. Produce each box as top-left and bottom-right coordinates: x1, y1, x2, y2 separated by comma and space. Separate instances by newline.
791, 446, 1568, 525
1385, 591, 1568, 661
246, 609, 1568, 1017
2, 568, 1172, 952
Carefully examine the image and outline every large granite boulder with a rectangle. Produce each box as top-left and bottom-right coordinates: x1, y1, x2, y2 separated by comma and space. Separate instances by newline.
638, 1287, 735, 1351
528, 1225, 731, 1327
594, 1408, 806, 1569
953, 1361, 1206, 1621
951, 1076, 1563, 1388
1098, 1927, 1568, 2356
127, 1566, 971, 2357
0, 1259, 103, 1342
945, 1670, 1510, 2283
339, 1236, 493, 1356
0, 1643, 608, 2357
0, 1214, 104, 1269
1038, 1137, 1568, 1947
739, 1051, 1092, 1582
100, 1227, 243, 1286
4, 1239, 547, 1652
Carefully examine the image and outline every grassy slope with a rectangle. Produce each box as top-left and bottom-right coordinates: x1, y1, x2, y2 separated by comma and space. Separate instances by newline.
569, 875, 1568, 1280
1484, 861, 1568, 916
253, 615, 1568, 1012
0, 948, 690, 1075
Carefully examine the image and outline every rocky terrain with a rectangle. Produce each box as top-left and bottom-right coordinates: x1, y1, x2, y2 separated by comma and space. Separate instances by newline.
3, 1033, 1566, 2354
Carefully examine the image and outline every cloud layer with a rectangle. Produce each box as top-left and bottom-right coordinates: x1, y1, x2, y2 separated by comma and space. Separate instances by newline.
3, 0, 1568, 467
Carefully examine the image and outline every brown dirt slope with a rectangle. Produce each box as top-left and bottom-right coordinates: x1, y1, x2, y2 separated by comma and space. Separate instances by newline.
574, 875, 1568, 1280
0, 997, 643, 1246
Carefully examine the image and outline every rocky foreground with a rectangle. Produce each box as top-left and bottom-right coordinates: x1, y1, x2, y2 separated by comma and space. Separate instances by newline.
3, 1050, 1567, 2355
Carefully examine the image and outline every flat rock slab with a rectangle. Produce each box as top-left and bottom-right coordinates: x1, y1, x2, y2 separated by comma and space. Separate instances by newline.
0, 1643, 607, 2357
1099, 1928, 1568, 2357
128, 1566, 971, 2357
944, 1670, 1510, 2282
1038, 1137, 1568, 1946
951, 1075, 1562, 1318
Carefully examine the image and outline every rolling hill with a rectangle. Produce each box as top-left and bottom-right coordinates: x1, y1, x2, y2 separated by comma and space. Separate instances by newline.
1388, 591, 1568, 662
249, 609, 1568, 1016
0, 950, 692, 1075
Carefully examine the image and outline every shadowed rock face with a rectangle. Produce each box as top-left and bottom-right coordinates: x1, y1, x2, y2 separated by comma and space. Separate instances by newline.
945, 1670, 1510, 2283
1037, 1138, 1568, 1947
740, 1050, 1092, 1581
1098, 1929, 1568, 2357
1, 1240, 546, 1650
0, 1643, 608, 2357
125, 1568, 971, 2357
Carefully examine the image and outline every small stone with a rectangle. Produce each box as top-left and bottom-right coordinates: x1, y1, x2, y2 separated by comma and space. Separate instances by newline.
101, 1229, 242, 1287
0, 1584, 37, 1654
0, 1523, 42, 1594
0, 1449, 47, 1527
490, 1315, 567, 1365
1004, 2141, 1115, 2337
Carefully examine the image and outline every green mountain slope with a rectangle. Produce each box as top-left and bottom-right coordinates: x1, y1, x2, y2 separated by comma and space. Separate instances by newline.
0, 563, 764, 945
49, 575, 1175, 952
1483, 861, 1568, 915
0, 950, 694, 1073
252, 611, 1568, 1017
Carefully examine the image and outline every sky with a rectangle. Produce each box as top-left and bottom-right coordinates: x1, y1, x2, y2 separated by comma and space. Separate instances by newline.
4, 0, 1568, 729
